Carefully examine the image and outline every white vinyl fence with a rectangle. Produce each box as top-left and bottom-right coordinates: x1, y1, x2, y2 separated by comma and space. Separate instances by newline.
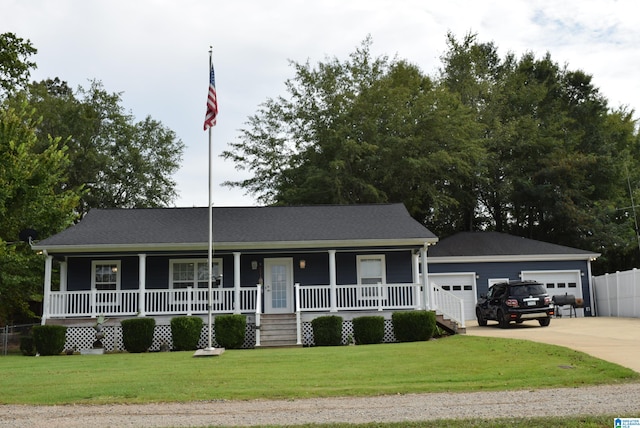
592, 269, 640, 317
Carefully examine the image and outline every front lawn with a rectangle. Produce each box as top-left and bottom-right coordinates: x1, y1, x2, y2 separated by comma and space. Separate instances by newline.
0, 335, 636, 405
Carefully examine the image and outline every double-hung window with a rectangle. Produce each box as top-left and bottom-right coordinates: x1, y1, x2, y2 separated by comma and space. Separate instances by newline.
92, 261, 121, 291
92, 260, 121, 310
170, 259, 223, 289
357, 255, 387, 300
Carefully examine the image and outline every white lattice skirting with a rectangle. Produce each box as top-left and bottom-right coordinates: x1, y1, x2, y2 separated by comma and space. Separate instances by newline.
63, 320, 397, 351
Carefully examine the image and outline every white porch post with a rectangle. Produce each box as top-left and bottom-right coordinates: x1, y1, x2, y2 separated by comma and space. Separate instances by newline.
412, 252, 421, 309
233, 252, 241, 314
41, 253, 53, 325
420, 244, 430, 310
59, 259, 67, 292
329, 250, 337, 312
138, 254, 147, 316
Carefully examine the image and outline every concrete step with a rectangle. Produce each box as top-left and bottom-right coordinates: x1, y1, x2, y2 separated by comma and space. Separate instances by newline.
258, 314, 300, 347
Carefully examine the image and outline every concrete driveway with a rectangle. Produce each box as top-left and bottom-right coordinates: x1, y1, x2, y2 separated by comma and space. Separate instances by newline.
465, 316, 640, 373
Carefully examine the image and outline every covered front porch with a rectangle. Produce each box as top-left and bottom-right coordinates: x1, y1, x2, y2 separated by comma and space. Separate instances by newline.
45, 280, 465, 350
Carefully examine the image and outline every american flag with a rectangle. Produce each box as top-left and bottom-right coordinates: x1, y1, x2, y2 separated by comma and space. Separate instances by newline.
203, 63, 218, 130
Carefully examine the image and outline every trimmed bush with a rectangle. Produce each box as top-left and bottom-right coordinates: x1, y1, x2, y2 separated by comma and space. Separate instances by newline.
311, 315, 343, 346
392, 311, 436, 342
20, 335, 36, 356
32, 325, 67, 356
121, 318, 156, 353
352, 316, 385, 345
215, 314, 246, 349
170, 316, 203, 351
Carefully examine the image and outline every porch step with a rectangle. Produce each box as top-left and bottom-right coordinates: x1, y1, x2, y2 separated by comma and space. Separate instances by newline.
257, 314, 300, 348
436, 313, 466, 335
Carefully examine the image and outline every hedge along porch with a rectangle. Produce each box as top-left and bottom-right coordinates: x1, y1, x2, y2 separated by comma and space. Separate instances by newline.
31, 204, 460, 349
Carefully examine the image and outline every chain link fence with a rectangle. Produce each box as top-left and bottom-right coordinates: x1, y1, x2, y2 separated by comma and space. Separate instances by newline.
1, 324, 38, 356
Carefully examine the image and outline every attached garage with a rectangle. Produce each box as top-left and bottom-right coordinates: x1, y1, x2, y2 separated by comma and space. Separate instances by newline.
427, 231, 599, 318
428, 272, 477, 321
521, 270, 584, 317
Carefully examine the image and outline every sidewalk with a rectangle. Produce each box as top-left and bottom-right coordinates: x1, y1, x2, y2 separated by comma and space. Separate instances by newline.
465, 316, 640, 373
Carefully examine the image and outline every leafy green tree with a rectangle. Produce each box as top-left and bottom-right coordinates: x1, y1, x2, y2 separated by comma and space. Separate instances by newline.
223, 38, 483, 227
0, 33, 36, 98
0, 102, 81, 323
23, 78, 185, 213
440, 33, 639, 273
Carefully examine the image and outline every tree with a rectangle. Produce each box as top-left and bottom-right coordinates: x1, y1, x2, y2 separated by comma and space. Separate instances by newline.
23, 79, 185, 213
223, 37, 483, 226
440, 33, 639, 273
0, 33, 36, 98
0, 102, 81, 323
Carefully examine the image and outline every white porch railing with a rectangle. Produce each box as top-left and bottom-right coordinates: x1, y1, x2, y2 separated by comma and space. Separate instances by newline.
47, 287, 258, 318
431, 282, 466, 329
298, 283, 422, 311
45, 283, 464, 328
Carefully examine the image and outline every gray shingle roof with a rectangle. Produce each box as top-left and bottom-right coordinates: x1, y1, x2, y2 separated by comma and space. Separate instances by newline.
33, 203, 437, 252
429, 231, 599, 259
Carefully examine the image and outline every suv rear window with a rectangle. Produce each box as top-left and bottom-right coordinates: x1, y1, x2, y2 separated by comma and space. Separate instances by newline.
509, 283, 546, 297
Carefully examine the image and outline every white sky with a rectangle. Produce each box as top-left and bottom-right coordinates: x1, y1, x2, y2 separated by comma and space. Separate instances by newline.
2, 0, 638, 207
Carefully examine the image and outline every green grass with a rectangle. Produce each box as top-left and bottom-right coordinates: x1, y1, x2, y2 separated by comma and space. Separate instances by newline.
0, 335, 637, 405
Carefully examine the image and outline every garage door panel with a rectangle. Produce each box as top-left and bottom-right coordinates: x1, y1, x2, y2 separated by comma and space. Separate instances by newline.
429, 273, 476, 321
521, 270, 583, 317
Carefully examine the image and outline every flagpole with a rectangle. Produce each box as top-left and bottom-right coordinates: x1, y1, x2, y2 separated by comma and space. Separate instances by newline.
206, 46, 214, 351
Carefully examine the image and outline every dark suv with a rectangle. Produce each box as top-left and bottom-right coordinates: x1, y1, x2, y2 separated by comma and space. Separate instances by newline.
476, 280, 553, 328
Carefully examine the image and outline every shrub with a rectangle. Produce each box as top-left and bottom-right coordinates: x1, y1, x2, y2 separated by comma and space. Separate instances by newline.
215, 314, 246, 349
352, 316, 385, 345
32, 325, 67, 356
170, 316, 203, 351
121, 318, 156, 353
311, 315, 343, 346
20, 335, 36, 356
392, 311, 436, 342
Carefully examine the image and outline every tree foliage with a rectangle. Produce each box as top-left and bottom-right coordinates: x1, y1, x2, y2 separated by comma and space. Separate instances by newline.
0, 33, 36, 97
23, 78, 185, 214
0, 32, 185, 322
0, 102, 81, 323
224, 34, 640, 274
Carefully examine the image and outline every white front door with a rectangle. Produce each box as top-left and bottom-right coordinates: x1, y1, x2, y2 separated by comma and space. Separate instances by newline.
264, 258, 294, 313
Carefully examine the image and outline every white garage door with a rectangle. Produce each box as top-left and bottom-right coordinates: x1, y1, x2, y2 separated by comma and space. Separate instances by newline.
521, 270, 583, 317
429, 273, 476, 321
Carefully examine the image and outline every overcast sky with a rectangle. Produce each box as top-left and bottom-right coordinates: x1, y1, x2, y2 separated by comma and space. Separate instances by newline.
2, 0, 638, 207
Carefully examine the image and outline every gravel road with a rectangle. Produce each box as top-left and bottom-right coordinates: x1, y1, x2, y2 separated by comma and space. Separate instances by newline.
2, 383, 639, 427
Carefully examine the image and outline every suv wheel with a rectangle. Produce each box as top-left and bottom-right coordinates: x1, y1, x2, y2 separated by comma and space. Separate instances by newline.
497, 310, 510, 329
476, 308, 487, 326
538, 317, 551, 327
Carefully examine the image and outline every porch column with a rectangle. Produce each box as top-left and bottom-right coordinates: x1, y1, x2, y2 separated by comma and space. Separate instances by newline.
329, 250, 337, 312
420, 244, 430, 310
59, 259, 68, 292
42, 252, 53, 325
233, 252, 241, 314
138, 254, 147, 316
412, 252, 421, 309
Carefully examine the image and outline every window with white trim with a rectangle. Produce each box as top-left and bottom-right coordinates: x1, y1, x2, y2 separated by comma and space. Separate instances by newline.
170, 259, 223, 289
357, 255, 387, 300
92, 261, 121, 291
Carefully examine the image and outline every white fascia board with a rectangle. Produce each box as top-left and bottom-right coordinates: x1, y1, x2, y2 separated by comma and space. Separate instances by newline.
429, 253, 600, 264
32, 237, 439, 254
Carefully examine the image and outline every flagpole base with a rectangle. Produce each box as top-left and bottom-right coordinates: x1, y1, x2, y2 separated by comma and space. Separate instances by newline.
193, 347, 225, 357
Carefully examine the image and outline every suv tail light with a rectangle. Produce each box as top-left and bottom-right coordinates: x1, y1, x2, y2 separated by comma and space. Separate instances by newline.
544, 296, 551, 305
505, 299, 519, 308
